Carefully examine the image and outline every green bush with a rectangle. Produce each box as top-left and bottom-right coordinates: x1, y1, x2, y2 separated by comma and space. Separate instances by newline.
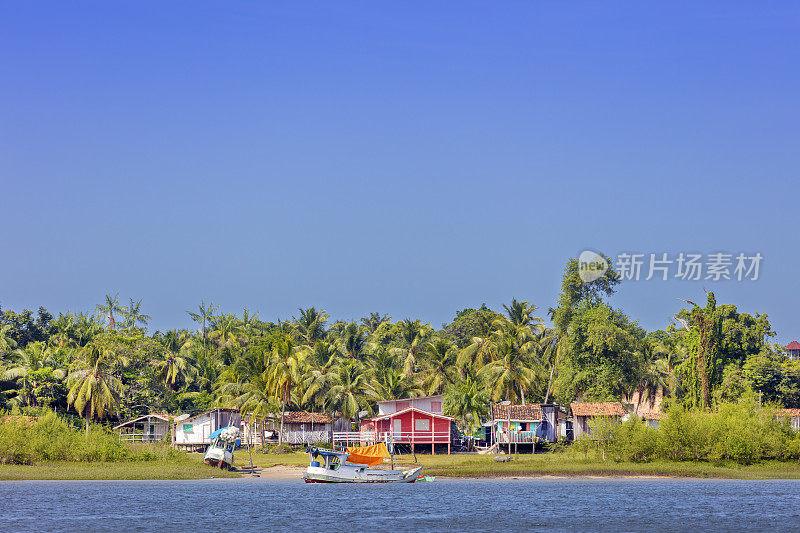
579, 398, 800, 465
0, 411, 180, 465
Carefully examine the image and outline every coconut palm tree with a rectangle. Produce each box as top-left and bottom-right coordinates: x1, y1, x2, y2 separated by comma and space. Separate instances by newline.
267, 335, 305, 445
158, 350, 197, 390
67, 342, 123, 438
50, 314, 77, 348
360, 312, 391, 335
293, 307, 329, 347
392, 319, 432, 376
122, 299, 151, 330
209, 313, 242, 349
187, 300, 218, 358
1, 342, 66, 407
217, 371, 277, 446
443, 370, 489, 433
325, 360, 370, 424
479, 337, 537, 404
0, 324, 18, 358
96, 293, 127, 330
339, 322, 367, 360
418, 337, 457, 395
369, 365, 419, 402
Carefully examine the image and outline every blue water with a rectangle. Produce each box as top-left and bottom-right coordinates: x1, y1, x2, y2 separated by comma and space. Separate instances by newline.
2, 479, 799, 532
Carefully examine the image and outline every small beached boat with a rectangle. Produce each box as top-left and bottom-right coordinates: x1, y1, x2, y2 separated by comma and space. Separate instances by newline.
303, 447, 423, 483
203, 426, 240, 469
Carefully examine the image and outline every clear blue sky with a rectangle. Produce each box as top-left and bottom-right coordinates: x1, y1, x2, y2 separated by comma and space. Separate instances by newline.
1, 2, 798, 341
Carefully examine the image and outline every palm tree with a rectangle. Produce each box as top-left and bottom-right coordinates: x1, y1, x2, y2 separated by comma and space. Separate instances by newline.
187, 300, 218, 358
67, 342, 122, 438
267, 335, 305, 445
369, 365, 418, 402
361, 312, 391, 335
392, 319, 431, 375
0, 324, 18, 358
443, 370, 489, 433
209, 313, 242, 349
479, 337, 537, 404
50, 314, 77, 348
325, 360, 370, 425
300, 342, 339, 410
158, 350, 197, 390
96, 293, 127, 330
1, 342, 66, 407
418, 337, 457, 395
293, 307, 329, 346
217, 371, 277, 446
122, 299, 151, 330
339, 322, 367, 360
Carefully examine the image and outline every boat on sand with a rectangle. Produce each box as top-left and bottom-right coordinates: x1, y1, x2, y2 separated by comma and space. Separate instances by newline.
303, 446, 423, 483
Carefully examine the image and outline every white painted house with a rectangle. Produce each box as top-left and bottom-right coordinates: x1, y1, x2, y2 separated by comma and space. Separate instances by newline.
174, 408, 241, 450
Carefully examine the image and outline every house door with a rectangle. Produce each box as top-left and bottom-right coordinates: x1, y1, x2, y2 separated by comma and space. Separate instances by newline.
393, 419, 402, 439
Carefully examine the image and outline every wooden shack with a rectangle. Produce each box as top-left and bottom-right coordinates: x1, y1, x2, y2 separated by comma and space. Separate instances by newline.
277, 411, 333, 444
777, 408, 800, 430
173, 408, 241, 451
570, 402, 626, 438
113, 413, 172, 443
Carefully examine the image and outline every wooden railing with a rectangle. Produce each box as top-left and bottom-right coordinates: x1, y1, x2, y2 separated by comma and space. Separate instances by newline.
118, 432, 168, 443
332, 431, 451, 444
495, 431, 539, 444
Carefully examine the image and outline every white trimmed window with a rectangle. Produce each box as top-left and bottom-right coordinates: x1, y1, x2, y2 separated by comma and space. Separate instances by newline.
414, 418, 430, 431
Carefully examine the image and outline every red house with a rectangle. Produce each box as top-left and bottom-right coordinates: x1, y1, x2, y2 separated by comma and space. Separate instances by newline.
358, 395, 455, 454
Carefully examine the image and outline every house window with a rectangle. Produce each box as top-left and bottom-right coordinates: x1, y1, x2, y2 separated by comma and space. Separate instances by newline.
430, 401, 442, 412
414, 418, 430, 431
183, 424, 193, 433
397, 401, 411, 410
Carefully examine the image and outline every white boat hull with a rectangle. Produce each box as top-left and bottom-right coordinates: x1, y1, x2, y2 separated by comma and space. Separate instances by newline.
303, 464, 423, 483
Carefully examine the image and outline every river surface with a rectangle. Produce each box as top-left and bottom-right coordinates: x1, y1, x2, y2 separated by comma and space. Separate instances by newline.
2, 478, 799, 531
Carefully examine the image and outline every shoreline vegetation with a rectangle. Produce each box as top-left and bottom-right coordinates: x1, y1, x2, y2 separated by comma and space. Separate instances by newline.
4, 451, 800, 481
2, 256, 800, 481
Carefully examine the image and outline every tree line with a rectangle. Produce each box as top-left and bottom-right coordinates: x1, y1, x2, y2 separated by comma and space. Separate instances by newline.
1, 255, 798, 441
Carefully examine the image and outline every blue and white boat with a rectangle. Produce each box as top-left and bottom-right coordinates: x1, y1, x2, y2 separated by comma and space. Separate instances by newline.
303, 447, 423, 483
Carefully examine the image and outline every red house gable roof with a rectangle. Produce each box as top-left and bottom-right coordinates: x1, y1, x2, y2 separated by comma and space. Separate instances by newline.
786, 341, 800, 350
571, 402, 626, 417
369, 406, 454, 422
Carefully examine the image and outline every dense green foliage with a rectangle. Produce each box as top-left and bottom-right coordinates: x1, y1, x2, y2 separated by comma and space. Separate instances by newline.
1, 253, 798, 442
582, 397, 800, 465
0, 411, 181, 465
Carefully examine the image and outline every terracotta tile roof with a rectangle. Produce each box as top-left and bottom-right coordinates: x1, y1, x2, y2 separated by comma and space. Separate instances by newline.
492, 404, 543, 422
777, 408, 800, 418
281, 411, 332, 424
786, 341, 800, 350
571, 402, 626, 417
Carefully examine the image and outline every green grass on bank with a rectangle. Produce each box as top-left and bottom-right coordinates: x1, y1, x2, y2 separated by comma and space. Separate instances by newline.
4, 448, 800, 481
0, 453, 240, 481
398, 452, 800, 479
246, 448, 800, 479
